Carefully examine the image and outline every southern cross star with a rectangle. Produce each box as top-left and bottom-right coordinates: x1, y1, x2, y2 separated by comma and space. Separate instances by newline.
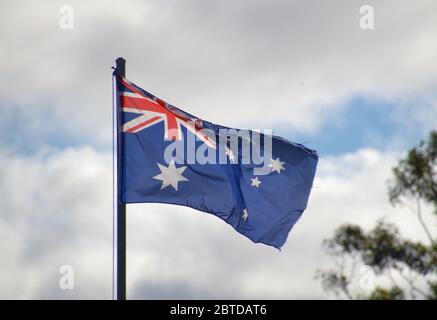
225, 146, 237, 163
251, 176, 261, 188
242, 209, 249, 221
153, 160, 189, 191
269, 157, 285, 174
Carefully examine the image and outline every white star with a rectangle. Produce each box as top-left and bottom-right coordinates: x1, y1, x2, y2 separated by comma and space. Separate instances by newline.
269, 157, 285, 174
251, 177, 261, 188
242, 209, 249, 221
153, 160, 189, 191
225, 146, 237, 163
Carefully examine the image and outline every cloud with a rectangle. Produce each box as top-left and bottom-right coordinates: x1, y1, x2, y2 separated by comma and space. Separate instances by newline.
1, 0, 437, 146
0, 146, 113, 299
1, 0, 436, 299
1, 145, 434, 299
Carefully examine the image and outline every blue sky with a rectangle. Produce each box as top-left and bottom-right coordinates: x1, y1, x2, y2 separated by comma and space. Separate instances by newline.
1, 95, 431, 158
284, 96, 433, 156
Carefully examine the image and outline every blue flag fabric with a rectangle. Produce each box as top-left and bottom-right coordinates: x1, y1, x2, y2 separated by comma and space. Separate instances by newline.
117, 76, 318, 249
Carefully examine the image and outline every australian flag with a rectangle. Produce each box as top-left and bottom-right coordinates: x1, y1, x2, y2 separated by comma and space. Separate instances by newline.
116, 76, 318, 249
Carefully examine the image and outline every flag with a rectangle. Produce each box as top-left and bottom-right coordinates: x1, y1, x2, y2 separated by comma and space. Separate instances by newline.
116, 76, 318, 249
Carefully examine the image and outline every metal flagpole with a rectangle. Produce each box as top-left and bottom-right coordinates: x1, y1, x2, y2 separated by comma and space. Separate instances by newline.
113, 57, 126, 300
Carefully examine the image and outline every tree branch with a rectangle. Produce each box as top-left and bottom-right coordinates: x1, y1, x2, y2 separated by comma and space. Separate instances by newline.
415, 197, 435, 245
396, 268, 428, 299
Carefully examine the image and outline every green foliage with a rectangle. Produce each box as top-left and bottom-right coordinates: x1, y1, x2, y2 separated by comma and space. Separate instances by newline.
318, 131, 437, 299
426, 281, 437, 300
368, 286, 405, 300
389, 131, 437, 212
325, 225, 366, 254
317, 270, 352, 299
361, 222, 403, 273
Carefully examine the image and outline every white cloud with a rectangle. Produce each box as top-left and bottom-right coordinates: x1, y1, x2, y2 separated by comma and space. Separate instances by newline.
0, 0, 437, 145
1, 0, 436, 300
0, 145, 434, 299
0, 146, 113, 299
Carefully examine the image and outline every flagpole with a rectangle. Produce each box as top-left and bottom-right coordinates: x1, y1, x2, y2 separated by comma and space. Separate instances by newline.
114, 57, 126, 300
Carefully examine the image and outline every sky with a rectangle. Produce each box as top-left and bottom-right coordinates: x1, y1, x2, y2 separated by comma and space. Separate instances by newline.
0, 0, 437, 299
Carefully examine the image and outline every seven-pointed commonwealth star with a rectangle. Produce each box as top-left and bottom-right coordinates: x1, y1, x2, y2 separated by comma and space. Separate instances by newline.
269, 157, 285, 174
153, 160, 189, 191
251, 176, 261, 188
